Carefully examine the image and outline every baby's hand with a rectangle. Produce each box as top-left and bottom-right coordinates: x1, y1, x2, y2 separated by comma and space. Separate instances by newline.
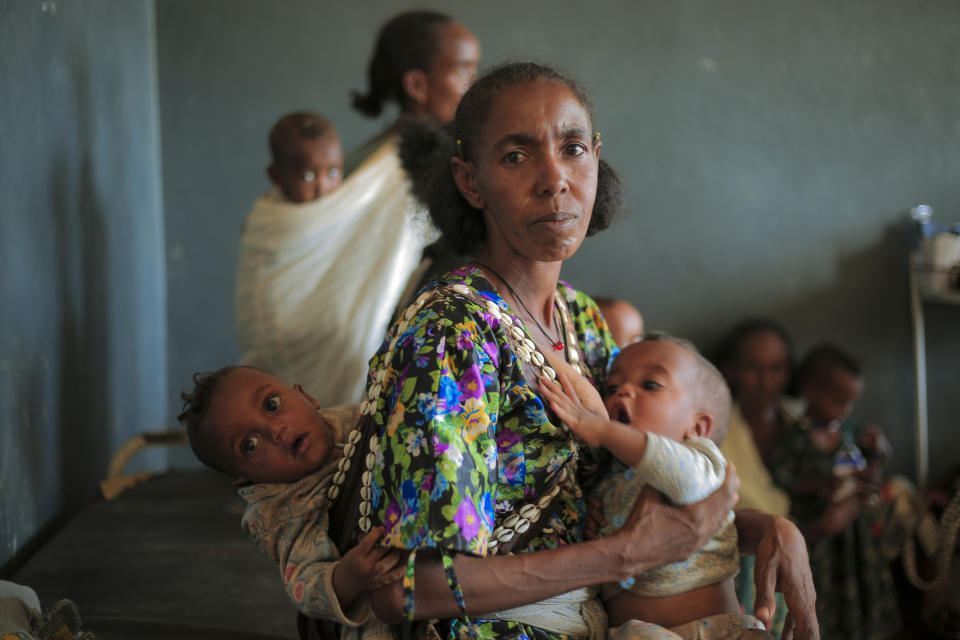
542, 350, 608, 419
539, 369, 609, 447
333, 527, 403, 609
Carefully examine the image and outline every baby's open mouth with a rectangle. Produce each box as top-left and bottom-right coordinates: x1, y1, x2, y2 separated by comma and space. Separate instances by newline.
292, 434, 306, 455
615, 408, 630, 425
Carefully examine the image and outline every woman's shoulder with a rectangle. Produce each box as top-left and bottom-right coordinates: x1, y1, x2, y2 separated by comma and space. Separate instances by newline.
556, 281, 608, 331
406, 263, 504, 313
343, 131, 395, 176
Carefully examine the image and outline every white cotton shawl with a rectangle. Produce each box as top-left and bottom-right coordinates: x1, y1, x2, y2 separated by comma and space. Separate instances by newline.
235, 138, 432, 407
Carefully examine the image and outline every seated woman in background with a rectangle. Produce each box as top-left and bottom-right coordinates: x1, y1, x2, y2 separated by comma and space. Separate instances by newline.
771, 344, 900, 640
714, 319, 796, 518
321, 62, 819, 640
715, 319, 863, 638
235, 11, 481, 409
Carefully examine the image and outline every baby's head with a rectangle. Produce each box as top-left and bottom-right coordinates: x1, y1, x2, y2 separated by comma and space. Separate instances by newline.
178, 365, 334, 484
603, 333, 732, 444
595, 297, 644, 347
796, 344, 863, 429
267, 112, 343, 203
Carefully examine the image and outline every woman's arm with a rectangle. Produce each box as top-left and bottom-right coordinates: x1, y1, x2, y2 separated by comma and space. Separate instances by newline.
735, 508, 819, 640
372, 469, 738, 623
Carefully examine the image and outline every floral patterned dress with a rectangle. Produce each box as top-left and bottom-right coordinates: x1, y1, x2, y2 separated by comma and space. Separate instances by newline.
366, 264, 618, 640
770, 421, 901, 640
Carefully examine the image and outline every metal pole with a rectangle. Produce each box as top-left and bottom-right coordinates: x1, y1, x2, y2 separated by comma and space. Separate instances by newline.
909, 252, 928, 488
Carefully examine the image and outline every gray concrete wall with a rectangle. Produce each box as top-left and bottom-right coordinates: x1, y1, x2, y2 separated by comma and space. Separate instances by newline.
0, 0, 168, 569
157, 0, 959, 482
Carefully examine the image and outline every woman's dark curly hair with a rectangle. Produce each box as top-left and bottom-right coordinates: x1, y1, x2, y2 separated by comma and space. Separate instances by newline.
400, 61, 623, 255
351, 11, 453, 118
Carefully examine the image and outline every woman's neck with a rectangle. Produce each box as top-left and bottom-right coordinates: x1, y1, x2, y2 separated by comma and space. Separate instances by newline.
472, 249, 562, 330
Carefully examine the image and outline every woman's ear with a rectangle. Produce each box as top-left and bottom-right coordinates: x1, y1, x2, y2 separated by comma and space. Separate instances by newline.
294, 383, 322, 410
451, 156, 484, 209
687, 413, 714, 440
402, 68, 429, 108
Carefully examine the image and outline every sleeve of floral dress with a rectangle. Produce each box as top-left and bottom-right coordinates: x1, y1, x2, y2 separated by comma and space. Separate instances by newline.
370, 298, 500, 556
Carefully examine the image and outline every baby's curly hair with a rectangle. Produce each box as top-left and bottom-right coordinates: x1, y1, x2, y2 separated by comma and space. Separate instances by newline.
177, 366, 252, 474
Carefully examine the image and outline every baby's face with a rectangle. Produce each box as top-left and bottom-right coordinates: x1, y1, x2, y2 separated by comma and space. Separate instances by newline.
803, 367, 863, 429
602, 341, 703, 442
202, 368, 334, 484
598, 300, 644, 347
273, 134, 343, 203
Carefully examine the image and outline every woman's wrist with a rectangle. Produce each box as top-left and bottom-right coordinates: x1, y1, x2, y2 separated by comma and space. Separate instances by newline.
734, 508, 778, 554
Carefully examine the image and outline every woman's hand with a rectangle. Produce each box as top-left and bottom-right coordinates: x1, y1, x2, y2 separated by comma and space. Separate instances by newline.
611, 464, 740, 578
333, 527, 404, 611
737, 510, 819, 640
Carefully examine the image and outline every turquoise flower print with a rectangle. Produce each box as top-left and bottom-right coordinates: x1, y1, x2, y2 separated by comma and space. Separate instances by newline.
405, 429, 424, 456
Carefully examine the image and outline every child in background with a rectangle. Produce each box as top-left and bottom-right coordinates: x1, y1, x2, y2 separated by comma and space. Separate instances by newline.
178, 366, 400, 634
771, 344, 900, 640
595, 297, 645, 347
267, 112, 344, 203
540, 334, 772, 640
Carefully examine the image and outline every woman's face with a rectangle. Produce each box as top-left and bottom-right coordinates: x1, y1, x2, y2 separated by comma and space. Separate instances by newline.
727, 330, 790, 409
422, 22, 480, 125
455, 80, 600, 264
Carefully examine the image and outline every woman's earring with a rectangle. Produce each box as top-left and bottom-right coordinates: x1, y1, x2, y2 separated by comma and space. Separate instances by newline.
456, 139, 465, 160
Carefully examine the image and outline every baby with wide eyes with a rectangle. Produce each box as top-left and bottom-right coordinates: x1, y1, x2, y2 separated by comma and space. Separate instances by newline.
540, 334, 775, 639
178, 366, 401, 633
266, 111, 344, 203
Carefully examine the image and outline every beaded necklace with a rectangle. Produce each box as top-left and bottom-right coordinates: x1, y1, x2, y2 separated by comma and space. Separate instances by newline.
471, 260, 565, 352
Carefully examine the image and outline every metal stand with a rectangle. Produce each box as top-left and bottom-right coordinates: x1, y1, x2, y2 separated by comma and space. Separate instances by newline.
909, 251, 960, 488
